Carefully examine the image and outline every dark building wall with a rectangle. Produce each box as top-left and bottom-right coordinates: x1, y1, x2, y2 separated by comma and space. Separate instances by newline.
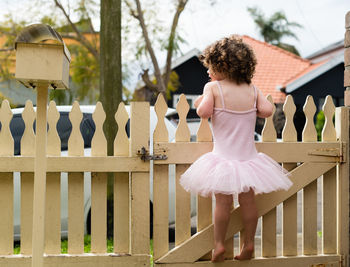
289, 63, 345, 140
168, 56, 208, 118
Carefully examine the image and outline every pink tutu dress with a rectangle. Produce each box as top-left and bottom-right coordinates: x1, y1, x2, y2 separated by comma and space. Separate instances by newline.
180, 81, 292, 197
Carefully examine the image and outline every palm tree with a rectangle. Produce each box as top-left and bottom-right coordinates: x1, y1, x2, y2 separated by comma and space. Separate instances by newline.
247, 6, 303, 55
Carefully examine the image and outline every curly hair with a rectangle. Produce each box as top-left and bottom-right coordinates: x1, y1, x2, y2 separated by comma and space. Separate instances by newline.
200, 35, 257, 84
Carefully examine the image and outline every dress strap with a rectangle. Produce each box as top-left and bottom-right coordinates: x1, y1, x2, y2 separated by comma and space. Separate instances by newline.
216, 81, 225, 109
253, 85, 258, 108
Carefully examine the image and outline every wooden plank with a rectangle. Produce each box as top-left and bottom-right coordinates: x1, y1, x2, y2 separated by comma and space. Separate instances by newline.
91, 172, 107, 253
68, 102, 84, 255
322, 167, 337, 254
45, 101, 61, 254
282, 164, 298, 256
335, 107, 349, 265
45, 173, 61, 254
31, 85, 48, 267
175, 164, 191, 246
0, 156, 149, 172
153, 165, 169, 260
196, 118, 213, 261
0, 254, 341, 267
21, 173, 34, 255
303, 180, 317, 255
130, 102, 150, 255
153, 95, 170, 260
114, 172, 129, 254
302, 96, 318, 256
262, 209, 276, 257
20, 100, 35, 255
197, 195, 212, 261
68, 172, 84, 254
0, 173, 13, 255
91, 102, 107, 253
281, 96, 298, 256
0, 100, 14, 255
157, 162, 336, 263
261, 97, 278, 258
153, 142, 342, 164
154, 255, 341, 267
114, 102, 130, 254
0, 254, 150, 267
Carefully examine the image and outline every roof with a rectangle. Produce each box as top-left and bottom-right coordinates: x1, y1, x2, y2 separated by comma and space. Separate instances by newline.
241, 35, 327, 103
306, 39, 344, 62
285, 51, 343, 93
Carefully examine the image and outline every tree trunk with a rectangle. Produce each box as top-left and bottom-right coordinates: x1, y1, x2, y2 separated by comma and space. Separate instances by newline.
100, 0, 122, 156
100, 0, 122, 210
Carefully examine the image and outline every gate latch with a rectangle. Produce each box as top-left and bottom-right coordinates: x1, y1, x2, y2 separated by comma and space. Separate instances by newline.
137, 147, 167, 162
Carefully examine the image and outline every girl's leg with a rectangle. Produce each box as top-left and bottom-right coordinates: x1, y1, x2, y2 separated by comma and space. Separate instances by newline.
235, 188, 258, 260
212, 193, 233, 262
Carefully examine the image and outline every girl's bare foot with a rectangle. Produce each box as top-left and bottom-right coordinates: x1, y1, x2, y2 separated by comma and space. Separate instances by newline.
234, 243, 254, 260
211, 244, 226, 262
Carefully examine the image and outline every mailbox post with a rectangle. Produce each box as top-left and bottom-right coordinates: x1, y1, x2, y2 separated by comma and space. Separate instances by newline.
15, 24, 71, 267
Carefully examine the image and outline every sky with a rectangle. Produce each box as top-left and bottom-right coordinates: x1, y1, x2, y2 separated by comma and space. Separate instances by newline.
0, 0, 348, 58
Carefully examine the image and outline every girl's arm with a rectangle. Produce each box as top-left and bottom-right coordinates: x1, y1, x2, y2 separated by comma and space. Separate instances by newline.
196, 84, 214, 118
194, 95, 204, 108
256, 88, 274, 118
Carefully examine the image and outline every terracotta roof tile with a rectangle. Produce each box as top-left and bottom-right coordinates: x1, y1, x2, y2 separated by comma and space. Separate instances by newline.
241, 35, 324, 103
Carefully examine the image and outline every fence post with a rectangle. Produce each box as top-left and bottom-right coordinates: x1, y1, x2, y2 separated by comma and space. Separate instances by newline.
129, 102, 150, 257
345, 11, 350, 106
343, 11, 350, 267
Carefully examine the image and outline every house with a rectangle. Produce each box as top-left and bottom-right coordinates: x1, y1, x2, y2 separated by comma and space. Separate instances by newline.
165, 35, 337, 138
281, 40, 345, 139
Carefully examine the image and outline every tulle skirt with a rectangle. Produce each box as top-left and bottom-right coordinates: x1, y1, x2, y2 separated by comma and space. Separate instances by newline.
180, 152, 293, 197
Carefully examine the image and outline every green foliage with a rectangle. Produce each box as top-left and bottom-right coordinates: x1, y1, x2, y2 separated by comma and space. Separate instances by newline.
166, 71, 181, 100
315, 110, 325, 141
247, 6, 302, 55
69, 44, 100, 103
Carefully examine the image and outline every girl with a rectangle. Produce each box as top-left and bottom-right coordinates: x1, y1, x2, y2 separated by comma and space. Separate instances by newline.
180, 35, 292, 262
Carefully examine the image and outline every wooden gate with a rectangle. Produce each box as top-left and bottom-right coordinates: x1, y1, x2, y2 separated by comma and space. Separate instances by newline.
0, 101, 150, 267
152, 94, 349, 267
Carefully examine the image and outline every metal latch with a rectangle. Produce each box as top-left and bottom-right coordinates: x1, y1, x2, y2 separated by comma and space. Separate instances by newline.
137, 147, 167, 162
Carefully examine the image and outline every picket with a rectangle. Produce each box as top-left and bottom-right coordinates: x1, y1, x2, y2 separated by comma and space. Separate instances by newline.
175, 95, 191, 247
91, 102, 107, 253
68, 102, 85, 254
196, 117, 213, 261
20, 100, 36, 255
153, 94, 170, 260
45, 101, 61, 255
281, 96, 298, 256
114, 102, 130, 254
0, 100, 14, 255
302, 96, 318, 255
261, 95, 277, 258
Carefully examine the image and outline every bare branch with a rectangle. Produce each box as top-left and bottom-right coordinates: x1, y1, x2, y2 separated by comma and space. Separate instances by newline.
164, 0, 188, 87
141, 69, 159, 91
124, 1, 139, 19
53, 0, 99, 61
132, 0, 166, 93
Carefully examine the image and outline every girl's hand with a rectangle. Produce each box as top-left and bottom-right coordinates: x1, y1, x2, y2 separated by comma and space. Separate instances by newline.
194, 95, 204, 108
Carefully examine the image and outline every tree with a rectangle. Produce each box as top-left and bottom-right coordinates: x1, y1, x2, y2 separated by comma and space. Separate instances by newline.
247, 6, 302, 55
125, 0, 189, 97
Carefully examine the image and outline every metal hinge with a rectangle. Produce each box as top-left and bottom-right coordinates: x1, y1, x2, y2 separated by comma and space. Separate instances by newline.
137, 146, 168, 162
308, 142, 347, 162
